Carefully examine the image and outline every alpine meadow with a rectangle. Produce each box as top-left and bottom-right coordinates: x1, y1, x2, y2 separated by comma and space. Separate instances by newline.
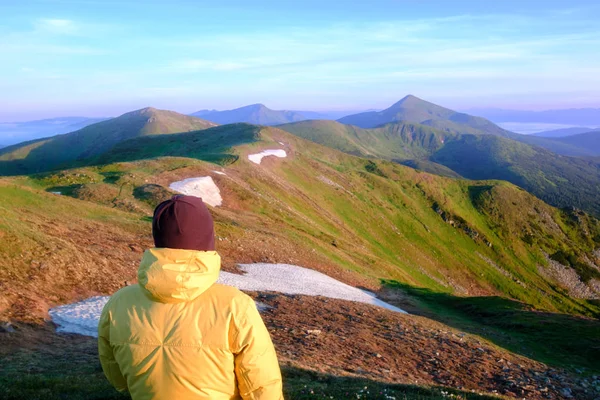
1, 1, 600, 400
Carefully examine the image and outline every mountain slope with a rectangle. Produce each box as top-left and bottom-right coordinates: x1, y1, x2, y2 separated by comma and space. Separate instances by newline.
533, 127, 593, 138
192, 104, 309, 125
338, 95, 512, 136
431, 134, 600, 216
6, 124, 597, 322
0, 108, 216, 175
557, 130, 600, 156
279, 119, 454, 160
279, 119, 600, 216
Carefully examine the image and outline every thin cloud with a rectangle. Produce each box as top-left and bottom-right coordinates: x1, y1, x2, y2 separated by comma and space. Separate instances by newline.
35, 18, 78, 34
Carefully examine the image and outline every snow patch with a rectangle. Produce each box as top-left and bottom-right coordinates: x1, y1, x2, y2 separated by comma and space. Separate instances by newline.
220, 264, 405, 313
49, 296, 109, 337
50, 264, 405, 337
212, 171, 226, 176
169, 177, 222, 207
248, 149, 286, 164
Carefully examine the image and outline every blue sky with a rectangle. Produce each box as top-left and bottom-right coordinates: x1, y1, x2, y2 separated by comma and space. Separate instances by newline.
1, 0, 599, 121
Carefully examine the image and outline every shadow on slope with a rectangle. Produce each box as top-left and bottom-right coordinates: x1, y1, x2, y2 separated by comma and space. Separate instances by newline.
0, 324, 498, 400
94, 123, 260, 167
0, 123, 261, 176
383, 281, 600, 373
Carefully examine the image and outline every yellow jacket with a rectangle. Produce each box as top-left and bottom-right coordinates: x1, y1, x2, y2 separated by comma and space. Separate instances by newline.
98, 248, 283, 400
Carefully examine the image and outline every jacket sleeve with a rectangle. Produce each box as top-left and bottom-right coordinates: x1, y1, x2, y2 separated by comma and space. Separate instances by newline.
233, 298, 283, 400
98, 299, 128, 392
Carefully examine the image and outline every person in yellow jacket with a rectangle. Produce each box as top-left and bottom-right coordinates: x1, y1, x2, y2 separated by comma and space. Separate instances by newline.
98, 195, 283, 399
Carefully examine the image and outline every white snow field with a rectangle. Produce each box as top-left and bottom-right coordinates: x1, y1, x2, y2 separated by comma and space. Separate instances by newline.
248, 149, 287, 164
169, 176, 222, 207
49, 263, 405, 337
49, 296, 110, 337
220, 264, 406, 314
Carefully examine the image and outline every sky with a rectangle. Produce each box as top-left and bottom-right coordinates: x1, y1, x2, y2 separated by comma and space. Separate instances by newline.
1, 0, 599, 121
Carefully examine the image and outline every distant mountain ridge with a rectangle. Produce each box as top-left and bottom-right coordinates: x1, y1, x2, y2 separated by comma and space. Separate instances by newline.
0, 107, 216, 175
338, 95, 512, 137
191, 104, 360, 125
191, 104, 310, 125
468, 108, 600, 125
533, 127, 594, 138
556, 130, 600, 155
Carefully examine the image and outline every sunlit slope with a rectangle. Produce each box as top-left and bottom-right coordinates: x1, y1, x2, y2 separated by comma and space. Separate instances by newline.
7, 125, 598, 322
279, 120, 600, 217
278, 120, 453, 160
0, 181, 149, 321
0, 108, 216, 175
431, 134, 600, 217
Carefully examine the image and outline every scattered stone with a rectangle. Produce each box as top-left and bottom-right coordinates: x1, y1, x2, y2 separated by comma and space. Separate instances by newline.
0, 322, 15, 333
560, 387, 573, 398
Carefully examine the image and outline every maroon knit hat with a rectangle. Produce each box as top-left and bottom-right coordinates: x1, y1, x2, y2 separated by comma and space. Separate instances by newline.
152, 195, 215, 251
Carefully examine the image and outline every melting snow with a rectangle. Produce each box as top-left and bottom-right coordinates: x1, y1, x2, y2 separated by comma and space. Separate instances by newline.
220, 264, 406, 313
49, 296, 109, 337
169, 177, 222, 207
49, 263, 405, 337
248, 149, 287, 164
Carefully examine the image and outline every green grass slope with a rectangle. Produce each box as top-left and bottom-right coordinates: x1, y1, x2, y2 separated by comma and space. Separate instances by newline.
96, 123, 261, 166
558, 130, 600, 155
0, 108, 216, 176
431, 134, 600, 217
7, 125, 599, 322
278, 119, 453, 160
338, 95, 512, 136
280, 119, 600, 217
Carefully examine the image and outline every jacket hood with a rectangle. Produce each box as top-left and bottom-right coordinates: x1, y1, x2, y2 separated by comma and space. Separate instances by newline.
138, 248, 221, 303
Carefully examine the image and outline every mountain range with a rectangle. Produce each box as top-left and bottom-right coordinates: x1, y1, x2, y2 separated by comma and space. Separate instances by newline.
533, 127, 595, 137
3, 118, 599, 324
191, 104, 358, 125
2, 95, 600, 397
3, 96, 600, 217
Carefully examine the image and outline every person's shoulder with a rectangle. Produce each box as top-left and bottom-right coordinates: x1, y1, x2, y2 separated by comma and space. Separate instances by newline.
208, 283, 250, 300
105, 284, 143, 306
206, 283, 254, 309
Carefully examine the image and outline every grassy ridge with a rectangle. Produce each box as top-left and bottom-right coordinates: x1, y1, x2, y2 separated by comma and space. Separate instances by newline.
7, 125, 598, 321
279, 120, 600, 217
0, 108, 215, 175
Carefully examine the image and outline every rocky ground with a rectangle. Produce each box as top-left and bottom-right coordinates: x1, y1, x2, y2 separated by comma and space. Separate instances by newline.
2, 291, 598, 399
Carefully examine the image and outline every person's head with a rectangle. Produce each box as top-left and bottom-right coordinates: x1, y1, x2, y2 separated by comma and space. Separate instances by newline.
152, 195, 215, 251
